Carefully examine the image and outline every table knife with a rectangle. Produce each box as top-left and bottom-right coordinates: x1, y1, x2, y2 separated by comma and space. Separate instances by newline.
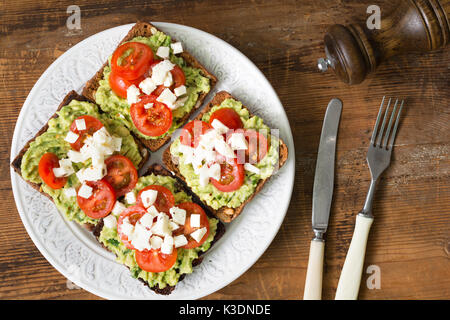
303, 98, 342, 300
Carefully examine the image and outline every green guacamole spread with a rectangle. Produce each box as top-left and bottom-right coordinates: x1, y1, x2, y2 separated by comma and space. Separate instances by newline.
95, 31, 211, 140
170, 98, 280, 210
98, 174, 219, 289
20, 100, 143, 225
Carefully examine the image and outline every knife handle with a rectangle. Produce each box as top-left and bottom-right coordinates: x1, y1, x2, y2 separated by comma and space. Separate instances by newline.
335, 214, 374, 300
303, 239, 325, 300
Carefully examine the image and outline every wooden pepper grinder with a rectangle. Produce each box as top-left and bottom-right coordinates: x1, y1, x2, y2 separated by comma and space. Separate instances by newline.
318, 0, 450, 84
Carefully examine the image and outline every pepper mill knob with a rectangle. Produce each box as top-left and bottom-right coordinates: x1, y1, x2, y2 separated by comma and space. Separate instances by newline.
319, 0, 450, 84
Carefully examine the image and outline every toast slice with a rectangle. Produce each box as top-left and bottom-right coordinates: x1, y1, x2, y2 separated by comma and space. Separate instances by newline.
163, 91, 289, 223
92, 163, 226, 295
82, 21, 217, 152
10, 90, 150, 230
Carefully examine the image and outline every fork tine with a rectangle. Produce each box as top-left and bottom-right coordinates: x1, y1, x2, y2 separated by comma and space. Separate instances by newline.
388, 100, 404, 148
371, 96, 386, 145
382, 98, 399, 148
375, 97, 391, 147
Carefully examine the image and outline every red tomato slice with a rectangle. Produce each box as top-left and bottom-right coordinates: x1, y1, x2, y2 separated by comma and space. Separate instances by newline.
150, 60, 186, 96
117, 205, 148, 250
109, 71, 145, 99
227, 129, 269, 164
180, 120, 212, 147
130, 95, 173, 137
208, 108, 243, 130
210, 158, 245, 192
136, 185, 175, 214
135, 247, 178, 273
38, 152, 67, 189
69, 115, 104, 151
176, 202, 210, 249
104, 155, 138, 197
111, 42, 153, 80
76, 180, 116, 219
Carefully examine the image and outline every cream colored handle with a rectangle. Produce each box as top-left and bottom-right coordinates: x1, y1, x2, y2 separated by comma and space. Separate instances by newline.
303, 239, 325, 300
335, 214, 374, 300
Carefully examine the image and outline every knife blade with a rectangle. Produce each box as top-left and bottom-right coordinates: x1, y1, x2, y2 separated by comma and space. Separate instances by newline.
303, 98, 342, 300
312, 98, 342, 237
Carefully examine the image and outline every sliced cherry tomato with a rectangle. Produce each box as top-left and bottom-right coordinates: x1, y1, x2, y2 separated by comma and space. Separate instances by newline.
208, 108, 243, 130
150, 60, 186, 96
227, 129, 269, 164
176, 202, 210, 249
130, 95, 173, 137
135, 247, 178, 273
180, 120, 212, 147
76, 180, 116, 219
104, 155, 138, 197
136, 185, 175, 214
111, 42, 153, 80
69, 115, 104, 151
210, 158, 245, 192
117, 205, 148, 250
109, 71, 145, 99
38, 152, 67, 189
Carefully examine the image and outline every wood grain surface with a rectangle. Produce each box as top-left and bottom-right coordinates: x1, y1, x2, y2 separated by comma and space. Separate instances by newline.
0, 0, 448, 300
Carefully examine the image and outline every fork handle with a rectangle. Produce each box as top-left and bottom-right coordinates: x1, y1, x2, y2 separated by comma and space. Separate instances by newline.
335, 214, 374, 300
303, 239, 325, 300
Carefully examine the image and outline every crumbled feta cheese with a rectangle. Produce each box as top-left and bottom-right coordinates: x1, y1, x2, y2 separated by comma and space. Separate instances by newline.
131, 222, 152, 251
156, 46, 170, 59
125, 191, 136, 204
244, 163, 261, 174
139, 213, 155, 228
174, 234, 188, 248
211, 119, 229, 135
67, 150, 85, 163
174, 85, 187, 97
78, 183, 93, 199
112, 201, 126, 216
103, 215, 117, 229
170, 206, 186, 225
64, 131, 79, 144
120, 217, 134, 236
63, 187, 76, 198
139, 77, 157, 95
151, 60, 175, 85
140, 189, 158, 208
228, 132, 248, 150
147, 205, 159, 216
169, 221, 180, 231
157, 88, 177, 109
190, 227, 207, 242
161, 235, 174, 254
151, 213, 171, 237
163, 71, 173, 87
126, 84, 140, 105
208, 163, 221, 181
190, 214, 201, 228
75, 118, 86, 131
170, 42, 183, 54
214, 139, 236, 158
150, 236, 162, 249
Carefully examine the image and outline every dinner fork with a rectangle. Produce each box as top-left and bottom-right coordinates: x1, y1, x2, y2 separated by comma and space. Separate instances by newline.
335, 97, 404, 300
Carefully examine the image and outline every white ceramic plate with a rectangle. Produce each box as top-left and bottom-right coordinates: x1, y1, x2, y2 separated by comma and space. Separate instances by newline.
10, 22, 295, 300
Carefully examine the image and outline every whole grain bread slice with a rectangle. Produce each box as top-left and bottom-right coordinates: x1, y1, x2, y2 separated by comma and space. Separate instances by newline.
10, 90, 150, 231
82, 21, 218, 152
92, 163, 226, 295
162, 91, 289, 223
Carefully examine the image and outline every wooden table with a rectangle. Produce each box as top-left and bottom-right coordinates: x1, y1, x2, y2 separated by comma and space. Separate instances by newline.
0, 0, 448, 300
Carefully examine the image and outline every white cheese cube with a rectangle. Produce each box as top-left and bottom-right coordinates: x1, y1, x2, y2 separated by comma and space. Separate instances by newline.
139, 77, 157, 95
150, 236, 163, 249
198, 129, 221, 150
211, 119, 229, 135
126, 84, 140, 105
190, 214, 201, 228
140, 189, 158, 208
157, 88, 177, 109
92, 127, 109, 144
198, 165, 210, 187
214, 139, 236, 158
151, 60, 175, 85
120, 217, 134, 237
112, 201, 126, 217
64, 131, 79, 144
63, 187, 76, 198
67, 150, 86, 163
170, 207, 186, 225
52, 167, 67, 178
131, 222, 152, 251
103, 215, 117, 229
228, 132, 248, 150
139, 212, 155, 228
163, 71, 173, 87
156, 46, 170, 59
75, 118, 86, 131
170, 42, 183, 54
208, 163, 221, 181
244, 163, 261, 174
190, 227, 207, 243
78, 183, 93, 199
161, 235, 174, 255
147, 205, 159, 216
125, 191, 136, 204
151, 213, 171, 237
174, 85, 187, 97
174, 234, 188, 248
169, 221, 180, 231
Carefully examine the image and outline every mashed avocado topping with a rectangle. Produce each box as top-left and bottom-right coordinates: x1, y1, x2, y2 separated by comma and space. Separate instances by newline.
170, 98, 280, 209
98, 174, 219, 289
20, 100, 143, 225
95, 31, 211, 140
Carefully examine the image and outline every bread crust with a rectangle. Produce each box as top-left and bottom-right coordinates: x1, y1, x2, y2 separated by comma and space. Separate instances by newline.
10, 90, 150, 231
92, 163, 226, 295
162, 91, 289, 223
82, 21, 218, 152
